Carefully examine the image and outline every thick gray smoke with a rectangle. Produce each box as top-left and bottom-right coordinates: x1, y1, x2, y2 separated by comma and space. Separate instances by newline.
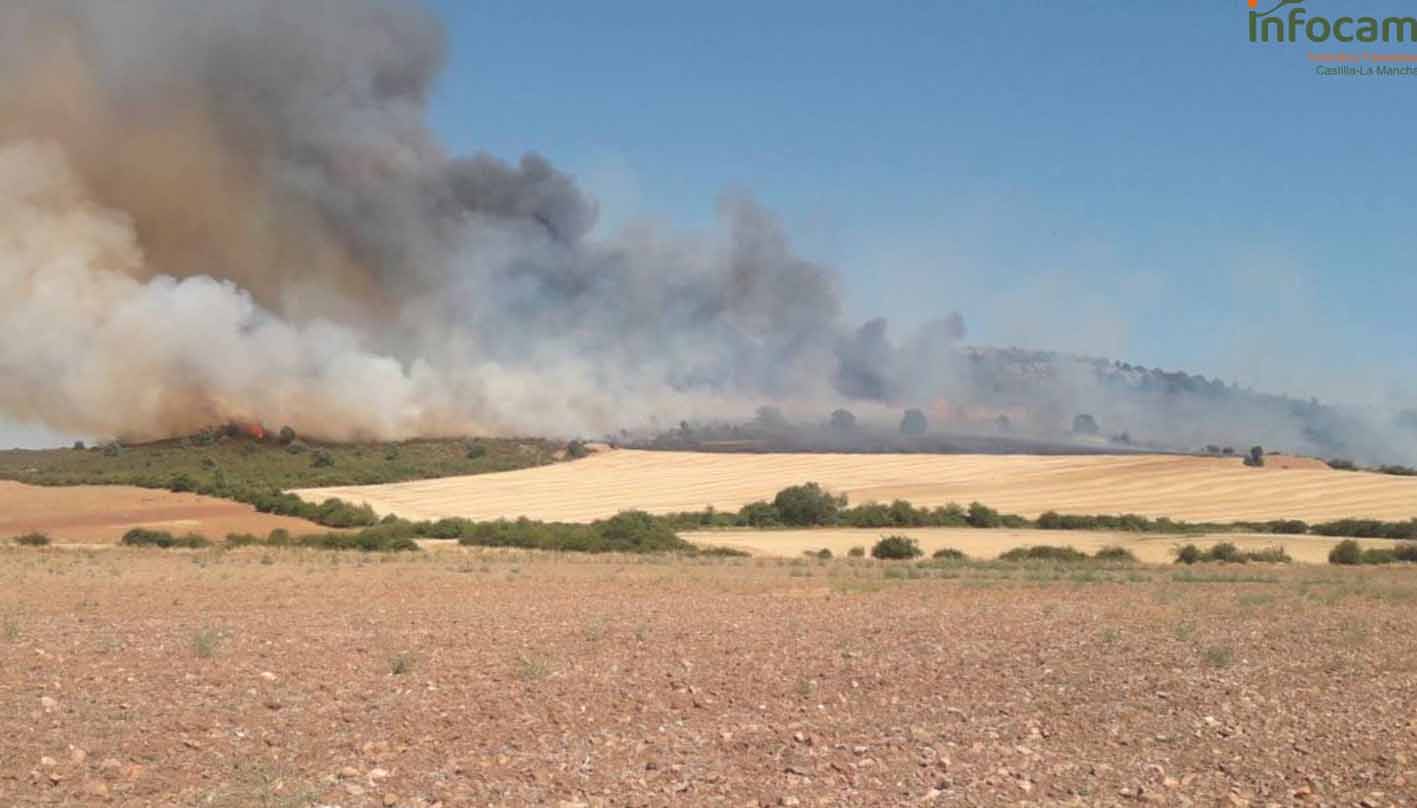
0, 0, 964, 441
2, 0, 1411, 465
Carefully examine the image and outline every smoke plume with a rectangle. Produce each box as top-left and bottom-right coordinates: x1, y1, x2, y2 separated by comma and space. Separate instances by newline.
1, 0, 1411, 465
0, 0, 968, 441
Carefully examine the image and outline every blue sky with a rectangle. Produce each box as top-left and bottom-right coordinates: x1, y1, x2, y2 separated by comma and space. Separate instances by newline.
426, 0, 1415, 403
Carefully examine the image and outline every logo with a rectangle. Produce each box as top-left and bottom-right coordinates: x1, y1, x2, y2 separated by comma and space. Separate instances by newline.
1248, 0, 1417, 43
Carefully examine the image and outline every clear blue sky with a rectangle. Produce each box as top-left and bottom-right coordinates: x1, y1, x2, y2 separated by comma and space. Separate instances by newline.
425, 0, 1416, 405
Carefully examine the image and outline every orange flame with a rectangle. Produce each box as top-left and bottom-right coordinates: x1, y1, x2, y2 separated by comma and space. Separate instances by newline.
231, 421, 266, 440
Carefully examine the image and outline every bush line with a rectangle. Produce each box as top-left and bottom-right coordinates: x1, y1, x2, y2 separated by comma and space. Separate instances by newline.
656, 482, 1417, 541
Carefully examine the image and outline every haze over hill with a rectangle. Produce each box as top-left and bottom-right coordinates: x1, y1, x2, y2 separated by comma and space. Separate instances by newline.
1, 0, 1412, 464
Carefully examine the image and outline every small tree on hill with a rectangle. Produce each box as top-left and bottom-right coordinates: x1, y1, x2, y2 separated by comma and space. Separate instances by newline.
755, 405, 788, 431
1072, 414, 1100, 436
1244, 445, 1265, 468
830, 409, 857, 432
900, 409, 928, 436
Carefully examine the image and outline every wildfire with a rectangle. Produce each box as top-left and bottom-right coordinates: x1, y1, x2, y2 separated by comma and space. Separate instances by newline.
230, 421, 267, 441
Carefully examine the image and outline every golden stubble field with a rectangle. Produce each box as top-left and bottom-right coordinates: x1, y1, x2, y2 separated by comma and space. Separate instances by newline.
0, 481, 324, 544
297, 450, 1417, 524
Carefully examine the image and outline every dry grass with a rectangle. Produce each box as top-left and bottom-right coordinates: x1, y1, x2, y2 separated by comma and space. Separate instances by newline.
0, 480, 325, 544
296, 449, 1417, 523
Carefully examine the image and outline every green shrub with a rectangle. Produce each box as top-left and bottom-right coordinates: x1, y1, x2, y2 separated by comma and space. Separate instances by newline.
930, 547, 967, 561
998, 545, 1089, 563
13, 532, 51, 547
1245, 545, 1293, 564
594, 510, 690, 553
772, 483, 845, 526
565, 440, 591, 460
1174, 544, 1202, 565
696, 545, 751, 558
1326, 458, 1358, 471
815, 548, 833, 560
965, 501, 1001, 528
1206, 542, 1243, 563
1243, 446, 1265, 468
121, 529, 210, 549
312, 450, 335, 468
465, 441, 487, 460
737, 500, 782, 527
456, 511, 692, 554
1093, 545, 1137, 562
847, 546, 866, 558
1361, 547, 1398, 565
1378, 465, 1417, 477
1329, 539, 1363, 566
871, 535, 923, 560
1312, 518, 1417, 540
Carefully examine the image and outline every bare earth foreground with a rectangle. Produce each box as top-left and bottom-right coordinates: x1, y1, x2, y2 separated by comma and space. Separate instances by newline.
296, 450, 1417, 524
2, 547, 1415, 807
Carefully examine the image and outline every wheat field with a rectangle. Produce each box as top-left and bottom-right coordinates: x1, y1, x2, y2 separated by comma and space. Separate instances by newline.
295, 450, 1417, 524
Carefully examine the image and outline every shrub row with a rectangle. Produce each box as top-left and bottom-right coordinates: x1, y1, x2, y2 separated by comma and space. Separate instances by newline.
1174, 542, 1293, 564
226, 526, 420, 552
870, 541, 1137, 564
454, 511, 693, 554
1328, 539, 1417, 565
1310, 519, 1417, 541
121, 529, 212, 549
663, 483, 1414, 542
11, 532, 51, 547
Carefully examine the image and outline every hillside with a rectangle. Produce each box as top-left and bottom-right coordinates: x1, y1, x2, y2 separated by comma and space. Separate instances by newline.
0, 431, 561, 491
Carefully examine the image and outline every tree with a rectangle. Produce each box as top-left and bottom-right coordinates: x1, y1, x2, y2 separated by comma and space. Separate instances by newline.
900, 409, 928, 436
966, 501, 1002, 528
754, 405, 788, 430
829, 409, 857, 432
772, 483, 845, 526
1244, 445, 1265, 468
1072, 414, 1100, 436
277, 426, 297, 445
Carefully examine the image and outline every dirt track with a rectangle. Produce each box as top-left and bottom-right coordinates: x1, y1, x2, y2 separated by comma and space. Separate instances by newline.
296, 450, 1417, 524
0, 481, 323, 543
2, 546, 1414, 806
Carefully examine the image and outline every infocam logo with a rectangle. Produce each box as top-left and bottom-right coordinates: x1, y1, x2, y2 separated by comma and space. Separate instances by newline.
1248, 0, 1417, 43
